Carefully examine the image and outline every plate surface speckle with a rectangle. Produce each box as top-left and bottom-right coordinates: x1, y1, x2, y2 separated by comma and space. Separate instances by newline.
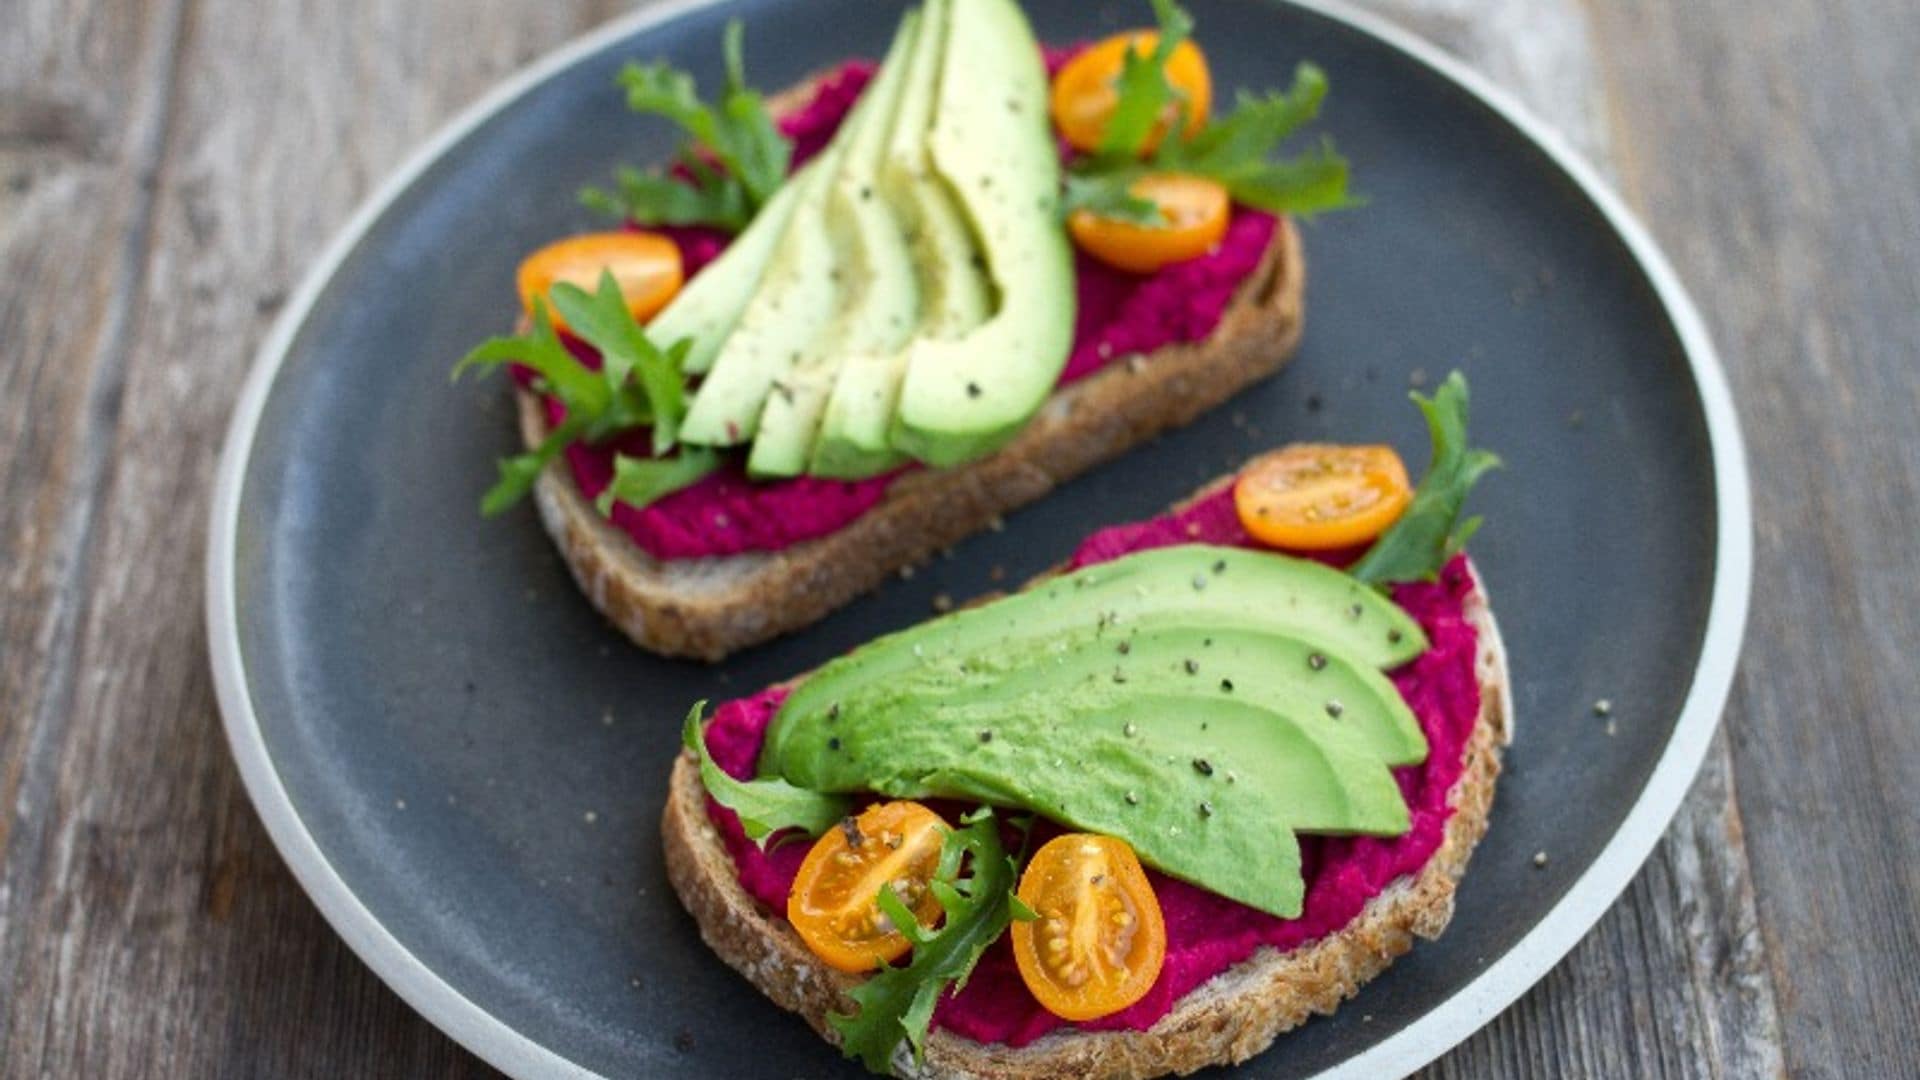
209, 1, 1749, 1076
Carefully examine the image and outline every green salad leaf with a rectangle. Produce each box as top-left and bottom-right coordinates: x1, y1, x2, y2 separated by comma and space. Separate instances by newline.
1349, 371, 1501, 585
829, 808, 1028, 1071
683, 703, 851, 844
595, 448, 721, 517
1098, 0, 1196, 158
1063, 0, 1357, 224
582, 20, 791, 231
452, 270, 709, 516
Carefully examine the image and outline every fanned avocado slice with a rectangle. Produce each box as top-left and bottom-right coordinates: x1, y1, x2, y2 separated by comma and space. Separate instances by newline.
747, 13, 922, 477
887, 0, 1074, 467
766, 689, 1408, 918
812, 0, 992, 478
772, 546, 1426, 740
679, 72, 864, 445
755, 544, 1433, 917
646, 167, 805, 377
789, 622, 1428, 767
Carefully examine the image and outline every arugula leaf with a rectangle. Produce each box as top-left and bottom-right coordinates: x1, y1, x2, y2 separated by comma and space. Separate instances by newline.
455, 302, 625, 516
715, 19, 790, 203
1174, 66, 1328, 175
595, 448, 721, 516
582, 19, 791, 231
580, 166, 752, 229
682, 703, 851, 843
453, 276, 708, 517
1203, 135, 1355, 216
1098, 0, 1195, 157
455, 301, 607, 412
550, 271, 690, 453
480, 412, 590, 518
1066, 1, 1358, 223
1062, 171, 1163, 225
1349, 371, 1501, 585
829, 809, 1028, 1071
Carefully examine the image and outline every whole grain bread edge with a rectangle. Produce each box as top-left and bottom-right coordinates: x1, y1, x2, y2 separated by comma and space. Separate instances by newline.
660, 477, 1512, 1079
512, 74, 1307, 662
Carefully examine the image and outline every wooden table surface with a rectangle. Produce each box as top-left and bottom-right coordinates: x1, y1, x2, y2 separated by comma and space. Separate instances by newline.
4, 0, 1916, 1075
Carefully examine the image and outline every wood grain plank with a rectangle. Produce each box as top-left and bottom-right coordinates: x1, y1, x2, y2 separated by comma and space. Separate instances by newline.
1586, 1, 1920, 1075
1352, 2, 1786, 1076
11, 0, 1897, 1075
0, 0, 195, 1060
0, 1, 609, 1075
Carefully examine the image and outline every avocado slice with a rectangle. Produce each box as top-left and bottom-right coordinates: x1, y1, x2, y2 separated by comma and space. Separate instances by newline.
811, 0, 993, 478
771, 546, 1426, 739
746, 12, 922, 478
755, 545, 1433, 916
799, 623, 1428, 767
679, 90, 862, 445
767, 689, 1409, 918
886, 0, 1074, 467
647, 166, 806, 377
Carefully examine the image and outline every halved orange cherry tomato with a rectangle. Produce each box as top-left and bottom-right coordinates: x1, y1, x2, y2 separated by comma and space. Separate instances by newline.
1234, 444, 1415, 551
788, 801, 949, 973
1010, 833, 1166, 1021
1051, 31, 1213, 154
1068, 173, 1231, 274
515, 231, 683, 332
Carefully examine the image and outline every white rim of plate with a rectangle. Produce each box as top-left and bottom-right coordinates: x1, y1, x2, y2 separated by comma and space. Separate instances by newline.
206, 0, 1753, 1076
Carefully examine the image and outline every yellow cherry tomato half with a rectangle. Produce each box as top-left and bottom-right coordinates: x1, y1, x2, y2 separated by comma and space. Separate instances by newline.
788, 801, 948, 973
1068, 173, 1231, 274
1051, 31, 1213, 154
1234, 444, 1415, 551
515, 231, 683, 332
1010, 833, 1167, 1022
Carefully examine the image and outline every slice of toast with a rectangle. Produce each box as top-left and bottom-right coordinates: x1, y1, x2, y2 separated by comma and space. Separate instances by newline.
660, 477, 1512, 1079
513, 73, 1308, 662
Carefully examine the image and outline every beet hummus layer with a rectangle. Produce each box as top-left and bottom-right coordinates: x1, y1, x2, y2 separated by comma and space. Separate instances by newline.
699, 486, 1485, 1047
544, 58, 1279, 561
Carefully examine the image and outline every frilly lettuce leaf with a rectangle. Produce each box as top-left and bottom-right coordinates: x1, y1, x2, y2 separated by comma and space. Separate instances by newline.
1064, 0, 1356, 223
583, 20, 791, 231
1097, 0, 1196, 158
828, 807, 1028, 1072
453, 270, 707, 517
1349, 371, 1501, 585
595, 448, 720, 517
682, 703, 850, 844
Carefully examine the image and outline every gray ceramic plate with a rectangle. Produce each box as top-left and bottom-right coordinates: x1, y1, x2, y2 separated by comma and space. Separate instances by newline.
207, 0, 1751, 1076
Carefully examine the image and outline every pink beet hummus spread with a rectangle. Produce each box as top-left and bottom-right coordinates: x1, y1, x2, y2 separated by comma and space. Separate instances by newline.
699, 485, 1485, 1046
539, 57, 1279, 560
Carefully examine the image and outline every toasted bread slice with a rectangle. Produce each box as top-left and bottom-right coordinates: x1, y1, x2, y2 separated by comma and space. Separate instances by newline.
660, 480, 1512, 1079
513, 72, 1308, 662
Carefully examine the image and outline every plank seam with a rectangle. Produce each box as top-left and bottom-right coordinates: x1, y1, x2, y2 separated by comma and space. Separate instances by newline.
0, 0, 197, 1067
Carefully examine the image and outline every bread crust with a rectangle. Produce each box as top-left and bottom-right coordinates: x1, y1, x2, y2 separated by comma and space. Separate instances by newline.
514, 77, 1307, 661
660, 548, 1511, 1079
